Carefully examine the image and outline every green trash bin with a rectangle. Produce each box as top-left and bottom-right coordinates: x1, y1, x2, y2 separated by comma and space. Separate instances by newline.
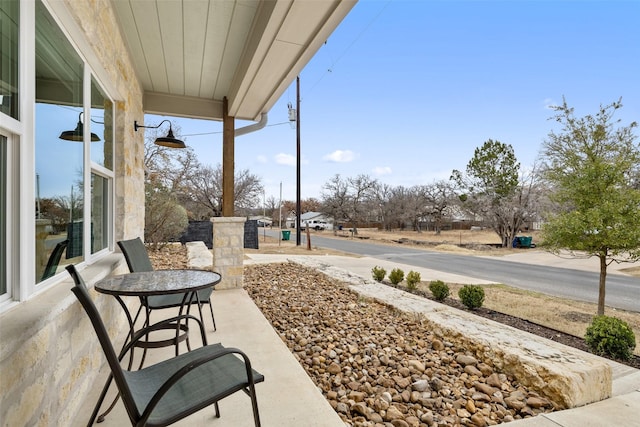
281, 230, 291, 241
518, 236, 532, 248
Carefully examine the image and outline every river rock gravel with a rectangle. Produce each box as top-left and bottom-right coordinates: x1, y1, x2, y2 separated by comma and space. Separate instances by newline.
244, 262, 555, 427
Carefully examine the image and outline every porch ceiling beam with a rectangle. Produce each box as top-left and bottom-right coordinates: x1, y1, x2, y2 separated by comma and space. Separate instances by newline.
143, 92, 224, 121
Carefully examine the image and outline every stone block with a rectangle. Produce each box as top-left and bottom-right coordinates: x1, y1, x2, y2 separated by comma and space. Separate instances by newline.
348, 282, 611, 409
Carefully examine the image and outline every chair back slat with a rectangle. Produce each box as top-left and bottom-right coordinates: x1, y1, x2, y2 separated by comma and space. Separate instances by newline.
65, 265, 140, 423
117, 237, 154, 272
41, 239, 69, 280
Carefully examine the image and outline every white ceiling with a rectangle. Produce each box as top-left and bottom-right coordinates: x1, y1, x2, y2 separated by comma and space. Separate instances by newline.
111, 0, 357, 122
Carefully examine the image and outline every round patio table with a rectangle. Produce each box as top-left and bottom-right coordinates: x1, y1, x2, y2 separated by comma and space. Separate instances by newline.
95, 269, 221, 351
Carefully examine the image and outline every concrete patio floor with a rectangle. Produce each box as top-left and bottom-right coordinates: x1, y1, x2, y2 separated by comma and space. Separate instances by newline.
75, 287, 344, 427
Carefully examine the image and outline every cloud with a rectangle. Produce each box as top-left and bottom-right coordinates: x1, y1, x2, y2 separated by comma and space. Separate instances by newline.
256, 154, 268, 164
543, 98, 557, 110
373, 166, 392, 176
274, 153, 296, 166
274, 153, 308, 166
323, 150, 357, 163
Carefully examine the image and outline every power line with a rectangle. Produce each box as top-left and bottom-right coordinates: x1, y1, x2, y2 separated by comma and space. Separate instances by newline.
181, 121, 291, 138
304, 0, 391, 98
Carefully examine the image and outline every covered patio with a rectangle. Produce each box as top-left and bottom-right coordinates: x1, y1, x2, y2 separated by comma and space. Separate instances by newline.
74, 286, 343, 427
0, 1, 356, 425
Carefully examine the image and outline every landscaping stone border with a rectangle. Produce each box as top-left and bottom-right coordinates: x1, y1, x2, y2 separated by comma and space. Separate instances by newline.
286, 257, 612, 410
186, 243, 612, 409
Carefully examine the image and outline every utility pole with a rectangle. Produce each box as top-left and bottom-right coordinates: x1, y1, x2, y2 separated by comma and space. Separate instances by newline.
279, 182, 282, 247
295, 76, 301, 246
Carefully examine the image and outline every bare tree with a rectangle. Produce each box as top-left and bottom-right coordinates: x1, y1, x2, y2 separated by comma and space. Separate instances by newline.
185, 163, 223, 219
370, 181, 395, 230
233, 168, 264, 216
387, 186, 413, 230
405, 185, 431, 232
422, 180, 457, 234
143, 123, 198, 193
320, 174, 350, 224
264, 195, 280, 223
320, 174, 377, 233
186, 163, 263, 218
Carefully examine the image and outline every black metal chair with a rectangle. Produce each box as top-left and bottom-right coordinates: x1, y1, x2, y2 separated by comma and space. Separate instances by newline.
117, 237, 217, 331
66, 265, 263, 427
41, 239, 69, 281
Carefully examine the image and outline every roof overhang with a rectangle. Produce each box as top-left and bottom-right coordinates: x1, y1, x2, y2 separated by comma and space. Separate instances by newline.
112, 0, 357, 122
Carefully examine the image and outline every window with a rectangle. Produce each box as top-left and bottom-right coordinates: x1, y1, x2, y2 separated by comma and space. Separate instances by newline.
1, 134, 7, 300
35, 1, 85, 282
90, 76, 114, 255
91, 173, 109, 254
1, 0, 115, 304
0, 0, 19, 119
90, 77, 113, 170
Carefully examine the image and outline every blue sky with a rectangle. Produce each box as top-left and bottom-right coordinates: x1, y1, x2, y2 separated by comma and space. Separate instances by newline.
149, 0, 640, 203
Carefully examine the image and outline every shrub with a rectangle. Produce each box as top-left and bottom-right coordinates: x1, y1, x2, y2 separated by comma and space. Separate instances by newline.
458, 285, 485, 310
145, 186, 188, 250
388, 268, 404, 285
585, 315, 636, 361
371, 266, 386, 282
429, 280, 450, 301
406, 271, 421, 291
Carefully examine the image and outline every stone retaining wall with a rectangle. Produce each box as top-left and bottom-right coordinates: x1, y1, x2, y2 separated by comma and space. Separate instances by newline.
286, 258, 612, 410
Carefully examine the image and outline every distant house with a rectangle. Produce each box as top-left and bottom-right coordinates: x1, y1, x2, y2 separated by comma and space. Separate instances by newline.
249, 216, 273, 227
287, 212, 333, 230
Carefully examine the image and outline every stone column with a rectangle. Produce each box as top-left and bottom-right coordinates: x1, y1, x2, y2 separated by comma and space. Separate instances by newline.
210, 217, 245, 289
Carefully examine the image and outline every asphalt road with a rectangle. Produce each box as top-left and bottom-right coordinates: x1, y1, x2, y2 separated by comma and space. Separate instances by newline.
269, 229, 639, 313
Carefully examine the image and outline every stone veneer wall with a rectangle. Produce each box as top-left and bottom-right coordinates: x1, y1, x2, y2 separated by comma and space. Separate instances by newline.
211, 217, 246, 289
0, 0, 144, 425
0, 257, 130, 426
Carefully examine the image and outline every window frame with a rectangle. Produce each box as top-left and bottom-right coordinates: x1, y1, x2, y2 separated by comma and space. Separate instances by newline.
0, 132, 14, 304
87, 73, 114, 260
0, 0, 116, 309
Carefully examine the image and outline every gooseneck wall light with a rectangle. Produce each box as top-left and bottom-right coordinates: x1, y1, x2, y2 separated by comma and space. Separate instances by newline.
59, 112, 101, 142
134, 120, 185, 148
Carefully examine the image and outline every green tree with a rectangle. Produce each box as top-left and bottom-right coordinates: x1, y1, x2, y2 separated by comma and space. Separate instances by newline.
451, 139, 536, 247
540, 98, 640, 315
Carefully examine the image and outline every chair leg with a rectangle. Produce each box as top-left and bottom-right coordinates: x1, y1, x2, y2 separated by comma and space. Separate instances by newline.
138, 305, 153, 367
196, 297, 206, 331
194, 294, 216, 332
208, 298, 217, 331
181, 297, 192, 354
88, 373, 113, 426
249, 383, 261, 427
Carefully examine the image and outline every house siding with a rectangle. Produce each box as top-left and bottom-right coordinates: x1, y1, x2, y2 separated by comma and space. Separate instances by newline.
0, 0, 144, 424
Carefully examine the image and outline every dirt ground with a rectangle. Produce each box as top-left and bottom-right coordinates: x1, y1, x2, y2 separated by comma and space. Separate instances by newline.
246, 228, 640, 357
